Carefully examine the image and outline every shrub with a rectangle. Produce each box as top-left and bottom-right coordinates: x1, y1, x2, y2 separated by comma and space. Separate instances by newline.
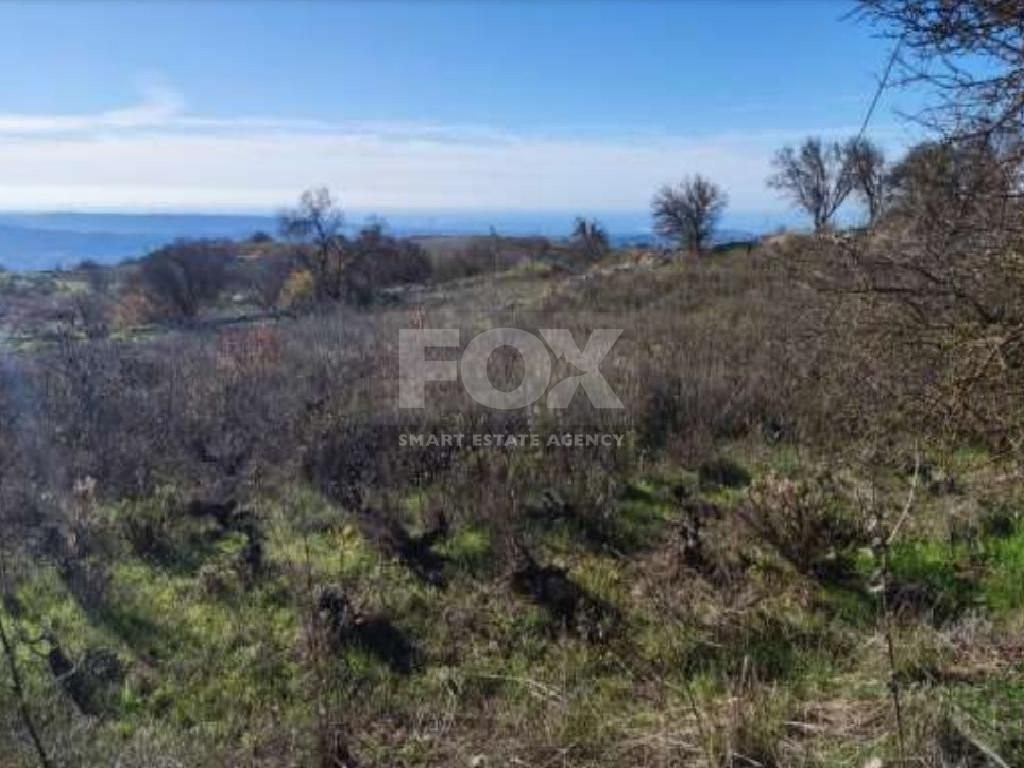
344, 227, 432, 304
278, 267, 315, 309
137, 239, 235, 321
741, 471, 867, 579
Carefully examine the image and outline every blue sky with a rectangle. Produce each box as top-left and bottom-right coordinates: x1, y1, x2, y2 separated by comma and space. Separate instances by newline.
0, 0, 922, 225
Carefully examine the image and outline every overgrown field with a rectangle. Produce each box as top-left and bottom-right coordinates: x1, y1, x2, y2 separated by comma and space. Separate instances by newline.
2, 246, 1022, 767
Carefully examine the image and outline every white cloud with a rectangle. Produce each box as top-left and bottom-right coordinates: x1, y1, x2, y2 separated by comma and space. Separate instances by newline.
0, 87, 909, 214
0, 84, 184, 135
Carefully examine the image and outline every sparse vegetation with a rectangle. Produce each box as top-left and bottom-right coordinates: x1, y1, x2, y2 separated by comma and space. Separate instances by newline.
2, 3, 1024, 767
3, 222, 1022, 766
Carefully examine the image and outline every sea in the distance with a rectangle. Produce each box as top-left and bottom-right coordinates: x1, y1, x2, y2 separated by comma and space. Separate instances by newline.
0, 211, 775, 271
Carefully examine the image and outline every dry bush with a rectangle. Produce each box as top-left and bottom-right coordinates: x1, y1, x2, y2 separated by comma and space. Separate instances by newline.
741, 471, 868, 579
110, 287, 155, 329
9, 307, 386, 502
428, 237, 539, 282
577, 253, 814, 456
345, 227, 432, 304
780, 143, 1024, 459
843, 2, 1024, 460
278, 267, 315, 309
136, 239, 236, 322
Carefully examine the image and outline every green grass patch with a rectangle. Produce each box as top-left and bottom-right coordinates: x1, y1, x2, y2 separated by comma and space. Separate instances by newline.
438, 523, 494, 573
982, 527, 1024, 613
887, 539, 979, 619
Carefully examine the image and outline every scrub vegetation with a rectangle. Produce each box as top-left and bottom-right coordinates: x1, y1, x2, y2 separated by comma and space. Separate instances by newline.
2, 2, 1024, 766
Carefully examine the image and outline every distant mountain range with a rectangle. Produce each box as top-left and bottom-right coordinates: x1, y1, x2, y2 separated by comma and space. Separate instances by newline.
0, 212, 759, 271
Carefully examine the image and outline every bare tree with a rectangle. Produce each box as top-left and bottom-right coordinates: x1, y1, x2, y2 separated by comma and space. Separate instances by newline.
651, 175, 728, 254
768, 138, 854, 231
571, 217, 610, 263
844, 136, 888, 225
859, 0, 1024, 147
806, 4, 1024, 464
138, 239, 233, 321
279, 188, 348, 302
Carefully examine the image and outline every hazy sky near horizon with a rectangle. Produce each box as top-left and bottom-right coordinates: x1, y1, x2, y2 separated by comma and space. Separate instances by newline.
0, 0, 923, 220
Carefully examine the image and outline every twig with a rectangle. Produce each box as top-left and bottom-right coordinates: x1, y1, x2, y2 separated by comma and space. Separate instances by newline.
887, 450, 920, 546
948, 716, 1010, 768
877, 449, 920, 767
